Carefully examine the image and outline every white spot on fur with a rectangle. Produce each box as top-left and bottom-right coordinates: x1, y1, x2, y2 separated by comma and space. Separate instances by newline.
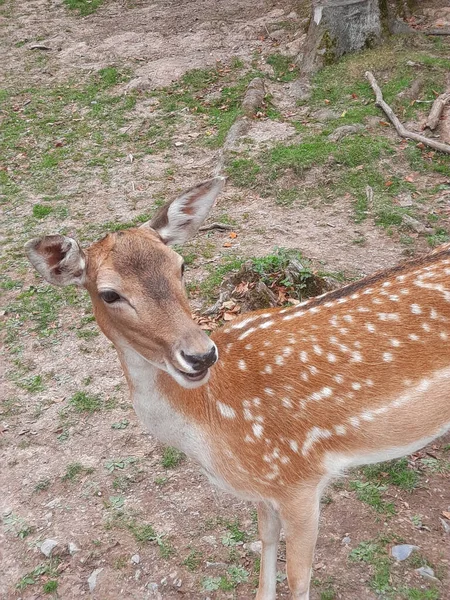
253, 423, 263, 438
264, 388, 275, 396
300, 351, 308, 363
217, 402, 236, 419
366, 323, 376, 332
383, 352, 393, 362
289, 440, 299, 453
275, 355, 285, 366
238, 327, 256, 340
352, 382, 361, 390
282, 397, 293, 409
409, 333, 420, 341
238, 359, 247, 371
351, 351, 362, 363
349, 416, 360, 428
302, 427, 332, 455
327, 353, 337, 363
334, 425, 346, 436
390, 338, 401, 347
313, 344, 323, 355
260, 320, 274, 330
334, 374, 344, 384
411, 304, 422, 314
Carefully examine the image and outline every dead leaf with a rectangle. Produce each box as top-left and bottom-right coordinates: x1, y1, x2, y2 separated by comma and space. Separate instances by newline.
223, 242, 232, 248
229, 231, 238, 239
379, 120, 390, 126
442, 511, 450, 520
385, 180, 393, 187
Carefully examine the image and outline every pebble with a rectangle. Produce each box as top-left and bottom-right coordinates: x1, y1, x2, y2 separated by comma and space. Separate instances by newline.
131, 554, 140, 564
201, 535, 217, 546
440, 517, 450, 534
87, 568, 103, 592
341, 536, 351, 545
391, 544, 418, 561
68, 542, 80, 555
416, 566, 440, 582
247, 541, 262, 554
40, 539, 58, 557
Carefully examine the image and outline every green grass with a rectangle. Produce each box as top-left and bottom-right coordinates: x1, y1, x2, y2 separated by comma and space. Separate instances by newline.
63, 0, 105, 16
32, 204, 52, 218
62, 462, 94, 482
161, 446, 184, 469
69, 391, 102, 413
349, 480, 396, 515
266, 54, 298, 82
183, 550, 203, 571
43, 580, 58, 594
16, 559, 61, 591
361, 458, 420, 491
34, 478, 51, 493
226, 158, 261, 187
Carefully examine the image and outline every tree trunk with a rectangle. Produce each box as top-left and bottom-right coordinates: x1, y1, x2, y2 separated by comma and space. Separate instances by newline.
298, 0, 412, 75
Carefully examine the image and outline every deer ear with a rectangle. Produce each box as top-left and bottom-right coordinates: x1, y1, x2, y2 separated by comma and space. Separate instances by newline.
25, 235, 86, 287
143, 177, 225, 245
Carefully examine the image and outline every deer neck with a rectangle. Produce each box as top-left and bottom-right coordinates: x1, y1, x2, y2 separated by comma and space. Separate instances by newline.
116, 345, 213, 465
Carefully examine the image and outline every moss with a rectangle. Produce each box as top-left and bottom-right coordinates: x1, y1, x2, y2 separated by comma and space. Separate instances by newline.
320, 31, 338, 66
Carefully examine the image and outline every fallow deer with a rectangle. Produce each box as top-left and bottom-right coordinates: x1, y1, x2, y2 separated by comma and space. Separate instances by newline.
26, 177, 450, 599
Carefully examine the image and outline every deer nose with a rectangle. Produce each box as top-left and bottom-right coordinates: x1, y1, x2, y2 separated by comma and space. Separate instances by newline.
181, 346, 218, 372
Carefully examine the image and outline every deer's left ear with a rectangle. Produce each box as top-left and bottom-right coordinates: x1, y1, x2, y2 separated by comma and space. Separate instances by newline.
25, 235, 86, 286
143, 177, 225, 246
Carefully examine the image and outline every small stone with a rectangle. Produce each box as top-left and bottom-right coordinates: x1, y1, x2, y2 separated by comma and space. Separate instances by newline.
248, 541, 262, 554
341, 536, 351, 545
40, 539, 58, 557
201, 535, 217, 546
174, 141, 184, 147
440, 517, 450, 534
68, 542, 80, 555
328, 124, 364, 142
135, 568, 141, 581
131, 554, 140, 564
402, 214, 425, 234
88, 568, 103, 592
415, 566, 439, 582
310, 108, 341, 122
391, 544, 418, 561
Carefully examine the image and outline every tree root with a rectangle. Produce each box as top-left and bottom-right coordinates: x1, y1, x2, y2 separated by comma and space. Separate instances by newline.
365, 71, 450, 155
425, 91, 450, 131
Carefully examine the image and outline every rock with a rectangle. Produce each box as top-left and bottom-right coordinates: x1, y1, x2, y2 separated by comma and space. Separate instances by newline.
248, 540, 262, 554
310, 108, 341, 122
135, 568, 141, 580
415, 566, 440, 582
269, 29, 286, 42
288, 78, 311, 101
402, 214, 425, 234
68, 542, 80, 555
40, 539, 58, 557
201, 535, 217, 546
440, 517, 450, 534
328, 124, 364, 142
131, 554, 140, 564
88, 568, 103, 592
391, 544, 418, 561
341, 536, 351, 545
397, 192, 413, 207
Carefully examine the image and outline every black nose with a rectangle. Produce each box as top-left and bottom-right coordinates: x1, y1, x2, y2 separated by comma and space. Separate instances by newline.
181, 346, 218, 371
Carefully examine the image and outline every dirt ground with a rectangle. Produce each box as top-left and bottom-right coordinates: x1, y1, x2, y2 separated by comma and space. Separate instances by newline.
1, 1, 450, 599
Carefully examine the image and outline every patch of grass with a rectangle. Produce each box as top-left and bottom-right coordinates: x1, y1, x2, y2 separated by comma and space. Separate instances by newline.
266, 54, 298, 82
202, 566, 249, 591
34, 478, 51, 493
16, 559, 61, 591
69, 391, 102, 413
63, 0, 105, 16
43, 580, 58, 594
349, 539, 393, 596
275, 187, 298, 207
104, 456, 138, 473
62, 462, 94, 482
18, 374, 45, 393
349, 480, 395, 515
361, 458, 419, 491
227, 158, 261, 187
400, 588, 439, 600
420, 457, 450, 474
32, 204, 52, 218
183, 549, 203, 571
161, 446, 184, 469
221, 519, 248, 546
111, 419, 129, 430
3, 512, 35, 539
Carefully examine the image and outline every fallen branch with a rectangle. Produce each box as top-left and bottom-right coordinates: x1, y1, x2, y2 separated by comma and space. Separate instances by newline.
365, 71, 450, 155
199, 222, 234, 232
425, 91, 450, 130
214, 77, 266, 175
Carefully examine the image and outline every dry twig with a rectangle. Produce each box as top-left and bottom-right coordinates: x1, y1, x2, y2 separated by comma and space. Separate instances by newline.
365, 71, 450, 155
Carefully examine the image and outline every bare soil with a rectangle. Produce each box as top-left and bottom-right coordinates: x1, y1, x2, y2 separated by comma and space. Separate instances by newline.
1, 1, 449, 599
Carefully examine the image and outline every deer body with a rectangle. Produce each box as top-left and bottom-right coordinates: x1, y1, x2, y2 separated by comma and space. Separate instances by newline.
26, 178, 450, 600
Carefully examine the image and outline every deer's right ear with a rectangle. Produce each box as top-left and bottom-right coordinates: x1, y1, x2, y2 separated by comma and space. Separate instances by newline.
25, 235, 86, 287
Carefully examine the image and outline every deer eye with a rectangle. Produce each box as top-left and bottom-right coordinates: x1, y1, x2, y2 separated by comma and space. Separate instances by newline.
100, 290, 121, 304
